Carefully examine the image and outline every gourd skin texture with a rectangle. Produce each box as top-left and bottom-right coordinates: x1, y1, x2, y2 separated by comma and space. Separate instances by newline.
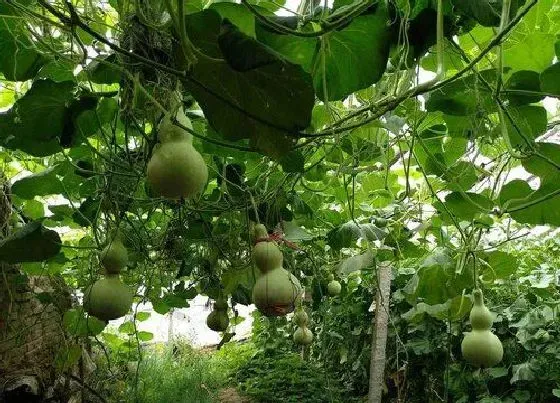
146, 109, 208, 199
147, 142, 208, 199
461, 330, 503, 368
327, 280, 342, 296
253, 242, 283, 273
100, 237, 128, 274
461, 289, 504, 368
469, 289, 493, 329
83, 276, 133, 321
252, 267, 302, 316
206, 310, 229, 332
293, 310, 309, 327
293, 326, 313, 345
215, 298, 228, 311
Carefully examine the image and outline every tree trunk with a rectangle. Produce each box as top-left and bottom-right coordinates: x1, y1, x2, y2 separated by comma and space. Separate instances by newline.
368, 262, 392, 403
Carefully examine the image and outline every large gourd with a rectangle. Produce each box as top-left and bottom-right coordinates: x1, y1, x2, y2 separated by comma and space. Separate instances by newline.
206, 297, 229, 332
251, 224, 302, 316
83, 275, 134, 321
99, 233, 128, 274
461, 289, 503, 368
147, 107, 208, 199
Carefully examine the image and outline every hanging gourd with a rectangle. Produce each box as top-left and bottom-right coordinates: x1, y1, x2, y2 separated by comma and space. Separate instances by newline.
83, 275, 134, 322
251, 224, 302, 316
146, 107, 208, 199
327, 274, 341, 297
99, 232, 128, 274
461, 289, 503, 368
292, 308, 313, 345
206, 297, 229, 332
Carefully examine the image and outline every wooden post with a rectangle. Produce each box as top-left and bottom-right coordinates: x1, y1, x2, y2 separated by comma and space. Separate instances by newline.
368, 262, 392, 403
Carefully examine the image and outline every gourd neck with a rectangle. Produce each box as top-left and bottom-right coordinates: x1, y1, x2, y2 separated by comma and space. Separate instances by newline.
473, 289, 484, 306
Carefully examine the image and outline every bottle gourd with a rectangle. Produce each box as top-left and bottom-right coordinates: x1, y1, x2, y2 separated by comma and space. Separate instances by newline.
84, 234, 133, 322
251, 224, 302, 316
147, 107, 208, 199
292, 309, 313, 345
461, 289, 503, 368
206, 297, 229, 332
327, 274, 341, 297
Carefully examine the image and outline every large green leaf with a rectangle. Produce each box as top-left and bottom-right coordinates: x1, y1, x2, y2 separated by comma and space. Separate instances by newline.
183, 11, 314, 158
540, 62, 560, 95
436, 192, 493, 222
426, 70, 501, 116
0, 80, 75, 156
503, 105, 547, 149
0, 220, 62, 263
505, 70, 544, 105
0, 8, 48, 81
256, 4, 391, 101
11, 166, 64, 199
481, 251, 518, 281
499, 179, 560, 226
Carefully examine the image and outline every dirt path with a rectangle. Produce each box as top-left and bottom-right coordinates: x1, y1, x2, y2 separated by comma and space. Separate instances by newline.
217, 387, 252, 403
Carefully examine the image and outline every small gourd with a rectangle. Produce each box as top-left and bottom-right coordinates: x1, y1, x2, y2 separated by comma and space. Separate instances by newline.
251, 224, 302, 316
206, 297, 229, 332
83, 275, 134, 321
327, 274, 341, 297
99, 233, 128, 274
146, 107, 208, 199
461, 289, 503, 368
293, 309, 313, 345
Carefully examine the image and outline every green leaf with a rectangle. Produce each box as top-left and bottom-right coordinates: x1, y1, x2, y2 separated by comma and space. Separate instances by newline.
451, 0, 500, 27
505, 70, 544, 105
499, 179, 560, 226
256, 4, 391, 101
504, 31, 555, 73
22, 200, 45, 220
64, 308, 106, 337
0, 220, 61, 263
503, 105, 547, 149
54, 344, 82, 372
209, 3, 256, 37
11, 167, 64, 199
0, 80, 76, 156
184, 11, 314, 158
136, 312, 151, 322
481, 251, 518, 281
137, 331, 154, 342
436, 192, 493, 222
85, 54, 122, 84
36, 59, 76, 82
0, 19, 48, 81
119, 321, 135, 335
283, 220, 313, 241
426, 70, 497, 115
279, 151, 305, 173
313, 6, 391, 101
540, 62, 560, 95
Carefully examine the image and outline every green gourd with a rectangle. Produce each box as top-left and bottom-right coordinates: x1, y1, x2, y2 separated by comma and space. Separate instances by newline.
461, 289, 503, 368
253, 224, 283, 273
293, 310, 309, 327
252, 267, 302, 316
327, 279, 342, 296
293, 326, 313, 345
147, 108, 208, 199
83, 275, 133, 321
206, 309, 229, 332
100, 234, 128, 274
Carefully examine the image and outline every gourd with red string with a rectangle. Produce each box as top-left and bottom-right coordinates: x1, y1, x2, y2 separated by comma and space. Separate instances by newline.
251, 224, 302, 316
